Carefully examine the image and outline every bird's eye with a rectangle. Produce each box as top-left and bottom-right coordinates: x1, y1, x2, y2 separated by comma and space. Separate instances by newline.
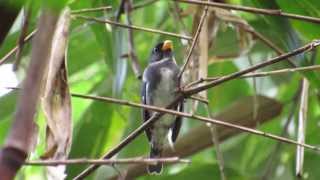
153, 48, 159, 53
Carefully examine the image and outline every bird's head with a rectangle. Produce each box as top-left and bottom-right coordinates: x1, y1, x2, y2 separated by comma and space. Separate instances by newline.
149, 40, 173, 63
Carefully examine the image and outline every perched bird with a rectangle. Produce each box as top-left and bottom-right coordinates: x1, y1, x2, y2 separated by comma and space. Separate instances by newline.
141, 40, 184, 174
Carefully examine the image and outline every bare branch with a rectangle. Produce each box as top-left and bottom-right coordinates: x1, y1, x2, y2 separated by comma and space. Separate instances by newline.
175, 0, 320, 24
184, 40, 320, 95
185, 64, 320, 88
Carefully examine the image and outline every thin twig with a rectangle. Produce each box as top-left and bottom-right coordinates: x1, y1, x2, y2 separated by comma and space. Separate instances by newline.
184, 40, 320, 95
296, 78, 309, 178
73, 15, 193, 40
71, 6, 112, 14
175, 0, 320, 24
178, 3, 209, 80
205, 104, 226, 180
0, 29, 36, 66
186, 64, 320, 88
25, 157, 190, 166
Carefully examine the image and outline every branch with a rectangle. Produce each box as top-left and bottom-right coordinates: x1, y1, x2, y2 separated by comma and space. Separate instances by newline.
186, 64, 320, 88
25, 157, 190, 166
184, 40, 320, 95
175, 0, 320, 24
73, 15, 193, 40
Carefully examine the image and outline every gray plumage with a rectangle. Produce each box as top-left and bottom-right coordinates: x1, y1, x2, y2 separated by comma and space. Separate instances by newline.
141, 41, 183, 174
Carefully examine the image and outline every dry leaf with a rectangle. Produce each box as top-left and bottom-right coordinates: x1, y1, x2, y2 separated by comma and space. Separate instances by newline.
40, 9, 72, 180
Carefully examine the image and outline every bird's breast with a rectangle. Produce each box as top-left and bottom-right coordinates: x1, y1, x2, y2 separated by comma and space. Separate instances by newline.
152, 67, 177, 106
151, 67, 178, 129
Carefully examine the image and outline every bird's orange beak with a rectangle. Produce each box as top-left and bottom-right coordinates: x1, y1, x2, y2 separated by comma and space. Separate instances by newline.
162, 40, 173, 51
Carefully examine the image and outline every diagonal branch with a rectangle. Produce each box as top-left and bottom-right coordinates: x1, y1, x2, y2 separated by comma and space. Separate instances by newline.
184, 40, 320, 95
175, 0, 320, 24
185, 64, 320, 88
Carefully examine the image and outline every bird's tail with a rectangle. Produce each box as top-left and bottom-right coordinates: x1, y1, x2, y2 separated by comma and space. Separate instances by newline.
147, 147, 163, 175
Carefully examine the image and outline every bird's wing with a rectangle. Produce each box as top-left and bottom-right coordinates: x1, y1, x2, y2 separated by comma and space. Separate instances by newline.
171, 99, 183, 142
141, 81, 152, 141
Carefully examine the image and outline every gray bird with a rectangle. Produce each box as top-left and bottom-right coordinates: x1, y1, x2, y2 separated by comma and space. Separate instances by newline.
141, 40, 183, 174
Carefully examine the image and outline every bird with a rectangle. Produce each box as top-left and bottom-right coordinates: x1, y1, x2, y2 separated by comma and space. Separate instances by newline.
141, 40, 184, 174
